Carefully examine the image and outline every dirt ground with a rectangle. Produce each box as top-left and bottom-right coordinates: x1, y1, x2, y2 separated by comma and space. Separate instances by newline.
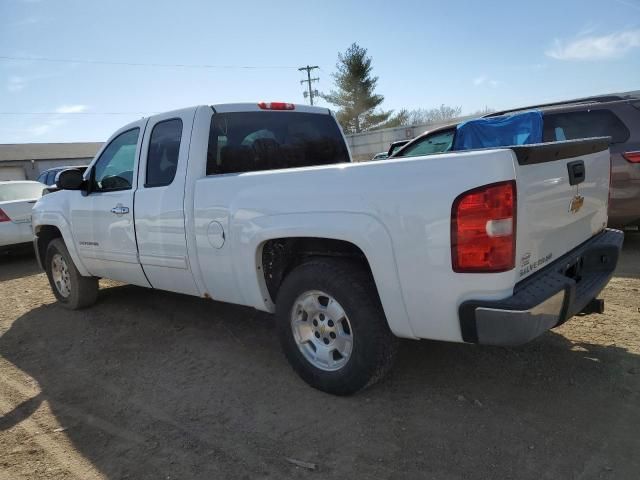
0, 236, 639, 480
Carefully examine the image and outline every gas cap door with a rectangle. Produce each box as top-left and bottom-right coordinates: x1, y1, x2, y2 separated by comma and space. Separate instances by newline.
207, 221, 225, 249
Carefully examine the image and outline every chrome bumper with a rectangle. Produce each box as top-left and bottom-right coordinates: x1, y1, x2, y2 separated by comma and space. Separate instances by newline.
459, 229, 624, 346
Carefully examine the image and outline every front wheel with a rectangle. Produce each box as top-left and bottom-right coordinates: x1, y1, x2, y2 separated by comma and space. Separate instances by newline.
276, 258, 397, 395
45, 238, 98, 309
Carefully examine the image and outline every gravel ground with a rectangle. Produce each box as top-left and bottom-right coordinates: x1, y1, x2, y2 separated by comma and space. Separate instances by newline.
0, 235, 639, 480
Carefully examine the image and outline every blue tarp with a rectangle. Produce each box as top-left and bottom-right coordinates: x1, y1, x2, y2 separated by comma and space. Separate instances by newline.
453, 110, 543, 151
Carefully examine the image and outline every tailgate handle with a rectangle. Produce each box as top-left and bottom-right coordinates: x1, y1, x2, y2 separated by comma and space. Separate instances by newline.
567, 160, 585, 186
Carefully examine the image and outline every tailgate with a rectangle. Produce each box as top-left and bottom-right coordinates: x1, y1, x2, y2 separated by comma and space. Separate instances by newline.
513, 138, 610, 280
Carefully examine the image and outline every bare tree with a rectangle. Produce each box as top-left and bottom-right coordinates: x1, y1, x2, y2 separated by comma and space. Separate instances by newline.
469, 106, 496, 116
400, 105, 463, 125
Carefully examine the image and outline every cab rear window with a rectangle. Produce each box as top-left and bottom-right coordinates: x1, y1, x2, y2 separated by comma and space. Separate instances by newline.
206, 111, 349, 175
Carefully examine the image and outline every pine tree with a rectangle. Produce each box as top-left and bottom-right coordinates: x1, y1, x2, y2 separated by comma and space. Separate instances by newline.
323, 43, 392, 134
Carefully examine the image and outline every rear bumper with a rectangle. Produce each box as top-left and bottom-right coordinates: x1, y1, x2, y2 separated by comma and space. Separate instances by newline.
0, 222, 33, 247
459, 228, 624, 346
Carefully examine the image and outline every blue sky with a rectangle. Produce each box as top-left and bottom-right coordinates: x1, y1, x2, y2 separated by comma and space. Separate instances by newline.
1, 0, 639, 143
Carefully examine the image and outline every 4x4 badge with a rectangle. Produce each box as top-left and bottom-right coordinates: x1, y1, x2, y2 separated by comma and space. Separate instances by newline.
569, 194, 584, 214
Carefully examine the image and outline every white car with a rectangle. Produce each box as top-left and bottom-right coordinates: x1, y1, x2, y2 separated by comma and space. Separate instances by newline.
32, 103, 623, 395
0, 181, 44, 252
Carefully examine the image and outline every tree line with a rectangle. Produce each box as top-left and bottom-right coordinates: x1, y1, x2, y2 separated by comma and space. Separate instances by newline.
321, 43, 493, 134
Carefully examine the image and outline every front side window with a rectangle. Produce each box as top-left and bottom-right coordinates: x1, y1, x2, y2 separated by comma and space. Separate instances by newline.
92, 128, 139, 191
206, 111, 350, 175
543, 110, 630, 144
146, 119, 183, 187
398, 130, 455, 157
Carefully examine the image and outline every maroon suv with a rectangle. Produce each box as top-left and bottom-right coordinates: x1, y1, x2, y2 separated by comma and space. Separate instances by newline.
392, 92, 640, 228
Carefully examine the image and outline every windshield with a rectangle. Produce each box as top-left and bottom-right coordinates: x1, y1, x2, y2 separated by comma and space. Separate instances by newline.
387, 140, 409, 156
206, 111, 350, 175
397, 130, 455, 157
0, 182, 43, 202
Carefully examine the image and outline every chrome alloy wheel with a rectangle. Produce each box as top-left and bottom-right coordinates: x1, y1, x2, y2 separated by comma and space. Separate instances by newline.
51, 253, 71, 298
290, 290, 353, 371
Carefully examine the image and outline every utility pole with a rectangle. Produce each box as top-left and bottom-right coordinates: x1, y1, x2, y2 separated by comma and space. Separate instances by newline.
298, 65, 319, 105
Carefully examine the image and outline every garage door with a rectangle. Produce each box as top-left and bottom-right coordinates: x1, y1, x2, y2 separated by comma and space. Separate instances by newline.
0, 166, 26, 181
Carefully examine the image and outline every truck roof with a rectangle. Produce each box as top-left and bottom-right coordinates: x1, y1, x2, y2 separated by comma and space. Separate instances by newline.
211, 103, 332, 115
484, 90, 640, 118
114, 103, 335, 137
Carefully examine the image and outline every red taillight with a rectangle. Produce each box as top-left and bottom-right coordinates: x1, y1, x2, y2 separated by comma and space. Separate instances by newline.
258, 102, 295, 111
622, 151, 640, 163
0, 208, 10, 222
451, 181, 516, 273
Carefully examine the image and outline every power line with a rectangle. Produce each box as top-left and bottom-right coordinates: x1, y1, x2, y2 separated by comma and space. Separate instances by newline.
298, 65, 319, 105
0, 55, 298, 70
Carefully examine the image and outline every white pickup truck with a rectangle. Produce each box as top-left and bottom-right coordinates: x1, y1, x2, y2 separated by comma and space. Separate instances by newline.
32, 102, 623, 395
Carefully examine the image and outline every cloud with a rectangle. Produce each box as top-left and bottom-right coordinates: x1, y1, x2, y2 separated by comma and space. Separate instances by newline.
30, 118, 67, 136
12, 17, 41, 26
7, 76, 27, 92
576, 22, 598, 38
5, 72, 60, 93
473, 75, 487, 86
614, 0, 640, 11
28, 105, 89, 137
473, 75, 502, 88
56, 104, 88, 114
546, 29, 640, 60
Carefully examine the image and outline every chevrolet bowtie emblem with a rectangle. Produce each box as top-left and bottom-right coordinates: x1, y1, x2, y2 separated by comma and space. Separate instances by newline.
569, 194, 584, 214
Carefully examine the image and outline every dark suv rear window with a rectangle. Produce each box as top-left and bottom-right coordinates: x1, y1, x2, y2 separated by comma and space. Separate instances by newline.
543, 109, 630, 144
206, 111, 349, 175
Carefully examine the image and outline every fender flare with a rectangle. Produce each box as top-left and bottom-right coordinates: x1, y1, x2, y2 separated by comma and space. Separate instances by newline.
232, 211, 417, 339
33, 211, 91, 277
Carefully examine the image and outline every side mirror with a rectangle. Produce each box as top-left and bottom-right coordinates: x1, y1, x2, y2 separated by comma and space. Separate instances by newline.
56, 169, 85, 190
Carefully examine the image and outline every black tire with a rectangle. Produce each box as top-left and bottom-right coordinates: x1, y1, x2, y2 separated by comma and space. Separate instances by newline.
276, 258, 397, 395
45, 238, 98, 309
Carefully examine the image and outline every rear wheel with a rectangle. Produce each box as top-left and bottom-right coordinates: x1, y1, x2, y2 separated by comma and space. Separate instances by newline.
45, 238, 98, 309
276, 258, 397, 395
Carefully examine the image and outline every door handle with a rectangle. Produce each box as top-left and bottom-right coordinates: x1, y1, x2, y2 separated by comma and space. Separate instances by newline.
110, 204, 130, 215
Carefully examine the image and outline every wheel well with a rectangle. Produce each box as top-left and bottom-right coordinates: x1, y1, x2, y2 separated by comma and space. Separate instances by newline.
35, 225, 62, 265
261, 237, 374, 303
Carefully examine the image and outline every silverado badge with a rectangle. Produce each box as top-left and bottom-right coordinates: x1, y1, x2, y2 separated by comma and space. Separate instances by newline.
569, 194, 584, 214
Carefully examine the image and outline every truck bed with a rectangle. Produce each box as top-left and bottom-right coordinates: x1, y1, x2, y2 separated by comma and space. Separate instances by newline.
190, 137, 612, 343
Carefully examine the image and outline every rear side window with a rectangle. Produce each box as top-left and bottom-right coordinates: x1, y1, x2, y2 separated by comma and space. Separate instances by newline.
543, 109, 630, 144
206, 111, 349, 175
146, 119, 183, 187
